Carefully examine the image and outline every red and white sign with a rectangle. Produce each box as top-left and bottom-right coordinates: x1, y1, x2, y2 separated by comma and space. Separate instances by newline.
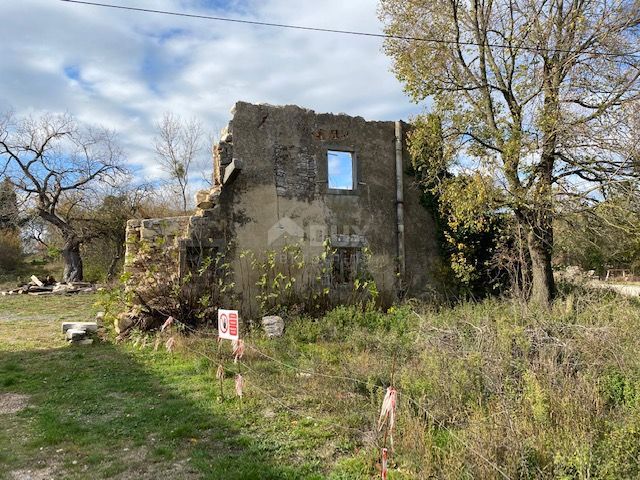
218, 309, 239, 340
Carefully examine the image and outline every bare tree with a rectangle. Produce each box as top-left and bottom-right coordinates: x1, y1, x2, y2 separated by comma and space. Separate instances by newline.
0, 111, 125, 282
380, 0, 640, 307
154, 113, 203, 212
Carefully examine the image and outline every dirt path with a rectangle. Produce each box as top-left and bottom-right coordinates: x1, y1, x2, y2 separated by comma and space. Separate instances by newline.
589, 281, 640, 297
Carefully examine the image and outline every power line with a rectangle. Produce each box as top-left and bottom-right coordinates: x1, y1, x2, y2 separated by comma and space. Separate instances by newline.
59, 0, 636, 58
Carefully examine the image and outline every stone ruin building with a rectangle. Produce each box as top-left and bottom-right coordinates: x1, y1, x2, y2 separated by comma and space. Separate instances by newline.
124, 101, 440, 316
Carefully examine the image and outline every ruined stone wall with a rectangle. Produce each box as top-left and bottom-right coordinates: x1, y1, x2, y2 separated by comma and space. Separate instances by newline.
213, 102, 439, 298
124, 216, 191, 277
125, 101, 440, 315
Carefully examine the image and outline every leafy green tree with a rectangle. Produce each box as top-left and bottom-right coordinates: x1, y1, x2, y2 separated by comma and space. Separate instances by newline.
0, 178, 22, 272
380, 0, 640, 307
85, 187, 156, 281
555, 183, 640, 275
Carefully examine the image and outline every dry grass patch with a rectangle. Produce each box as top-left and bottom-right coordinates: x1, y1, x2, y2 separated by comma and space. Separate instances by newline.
0, 393, 29, 414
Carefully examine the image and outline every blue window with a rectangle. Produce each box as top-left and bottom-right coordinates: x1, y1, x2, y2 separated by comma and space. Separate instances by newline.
327, 150, 354, 190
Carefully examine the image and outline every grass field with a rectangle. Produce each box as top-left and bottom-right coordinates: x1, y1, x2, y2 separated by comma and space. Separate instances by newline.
0, 293, 378, 479
3, 289, 640, 479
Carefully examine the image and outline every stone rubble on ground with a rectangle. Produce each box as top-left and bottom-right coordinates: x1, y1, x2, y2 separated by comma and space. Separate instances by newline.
0, 275, 96, 296
60, 311, 103, 345
65, 328, 87, 341
261, 315, 285, 338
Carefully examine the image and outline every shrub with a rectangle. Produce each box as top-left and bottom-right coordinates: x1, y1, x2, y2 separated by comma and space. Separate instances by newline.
279, 292, 640, 478
0, 230, 23, 272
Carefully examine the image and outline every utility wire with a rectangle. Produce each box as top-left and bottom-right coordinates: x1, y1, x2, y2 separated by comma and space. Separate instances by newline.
59, 0, 637, 58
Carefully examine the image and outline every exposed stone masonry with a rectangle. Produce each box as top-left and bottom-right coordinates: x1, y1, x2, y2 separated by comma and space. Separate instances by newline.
125, 101, 440, 314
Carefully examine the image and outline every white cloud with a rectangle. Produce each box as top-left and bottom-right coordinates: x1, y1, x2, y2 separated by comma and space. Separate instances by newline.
0, 0, 421, 183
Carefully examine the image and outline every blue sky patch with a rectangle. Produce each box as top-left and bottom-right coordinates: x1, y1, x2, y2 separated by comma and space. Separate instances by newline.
328, 150, 354, 190
63, 65, 93, 91
63, 65, 80, 81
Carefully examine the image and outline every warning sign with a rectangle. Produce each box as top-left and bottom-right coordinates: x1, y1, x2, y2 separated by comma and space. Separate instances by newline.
218, 309, 239, 340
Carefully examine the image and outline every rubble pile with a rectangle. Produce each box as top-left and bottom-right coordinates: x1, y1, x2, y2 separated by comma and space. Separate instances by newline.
62, 311, 104, 345
62, 321, 98, 345
0, 275, 97, 296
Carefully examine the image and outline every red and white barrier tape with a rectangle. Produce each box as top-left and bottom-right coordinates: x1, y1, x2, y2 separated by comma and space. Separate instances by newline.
235, 374, 244, 398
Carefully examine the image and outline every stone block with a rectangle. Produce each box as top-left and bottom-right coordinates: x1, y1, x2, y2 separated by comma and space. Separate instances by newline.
62, 322, 98, 334
223, 158, 243, 185
115, 313, 135, 334
65, 328, 87, 341
195, 189, 211, 208
261, 316, 284, 338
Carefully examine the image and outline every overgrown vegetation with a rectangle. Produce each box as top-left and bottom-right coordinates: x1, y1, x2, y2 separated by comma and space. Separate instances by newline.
4, 287, 640, 478
237, 242, 380, 318
119, 236, 237, 332
408, 114, 510, 298
120, 239, 381, 334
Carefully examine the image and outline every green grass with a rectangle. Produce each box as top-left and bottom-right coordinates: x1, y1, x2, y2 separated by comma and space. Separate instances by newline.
4, 289, 640, 478
0, 294, 369, 479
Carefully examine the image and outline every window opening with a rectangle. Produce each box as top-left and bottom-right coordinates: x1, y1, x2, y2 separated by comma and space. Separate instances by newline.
331, 247, 361, 284
327, 150, 354, 190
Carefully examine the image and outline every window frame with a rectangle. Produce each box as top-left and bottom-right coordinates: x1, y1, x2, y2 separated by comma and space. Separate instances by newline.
326, 147, 358, 195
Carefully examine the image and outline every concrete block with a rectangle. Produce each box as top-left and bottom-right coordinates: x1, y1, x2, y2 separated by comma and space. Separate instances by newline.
62, 322, 98, 334
223, 158, 243, 185
65, 329, 87, 341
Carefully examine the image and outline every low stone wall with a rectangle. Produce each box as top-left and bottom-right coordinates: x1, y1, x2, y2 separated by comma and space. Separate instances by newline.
124, 216, 191, 277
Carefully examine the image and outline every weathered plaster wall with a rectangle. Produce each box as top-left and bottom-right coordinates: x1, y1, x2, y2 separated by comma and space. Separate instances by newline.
125, 101, 440, 312
215, 102, 439, 296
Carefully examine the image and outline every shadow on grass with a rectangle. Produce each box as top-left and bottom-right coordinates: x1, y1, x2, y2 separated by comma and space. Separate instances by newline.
0, 342, 321, 480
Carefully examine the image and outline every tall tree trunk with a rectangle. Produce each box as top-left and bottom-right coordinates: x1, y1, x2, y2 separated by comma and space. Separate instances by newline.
106, 241, 123, 282
527, 61, 559, 309
526, 216, 555, 308
181, 183, 188, 213
36, 209, 84, 283
62, 236, 83, 283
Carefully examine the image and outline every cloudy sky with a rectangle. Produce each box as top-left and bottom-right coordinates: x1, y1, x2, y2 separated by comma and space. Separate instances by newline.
0, 0, 422, 184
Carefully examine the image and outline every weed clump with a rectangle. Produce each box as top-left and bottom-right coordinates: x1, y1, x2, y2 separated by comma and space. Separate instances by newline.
283, 291, 640, 478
